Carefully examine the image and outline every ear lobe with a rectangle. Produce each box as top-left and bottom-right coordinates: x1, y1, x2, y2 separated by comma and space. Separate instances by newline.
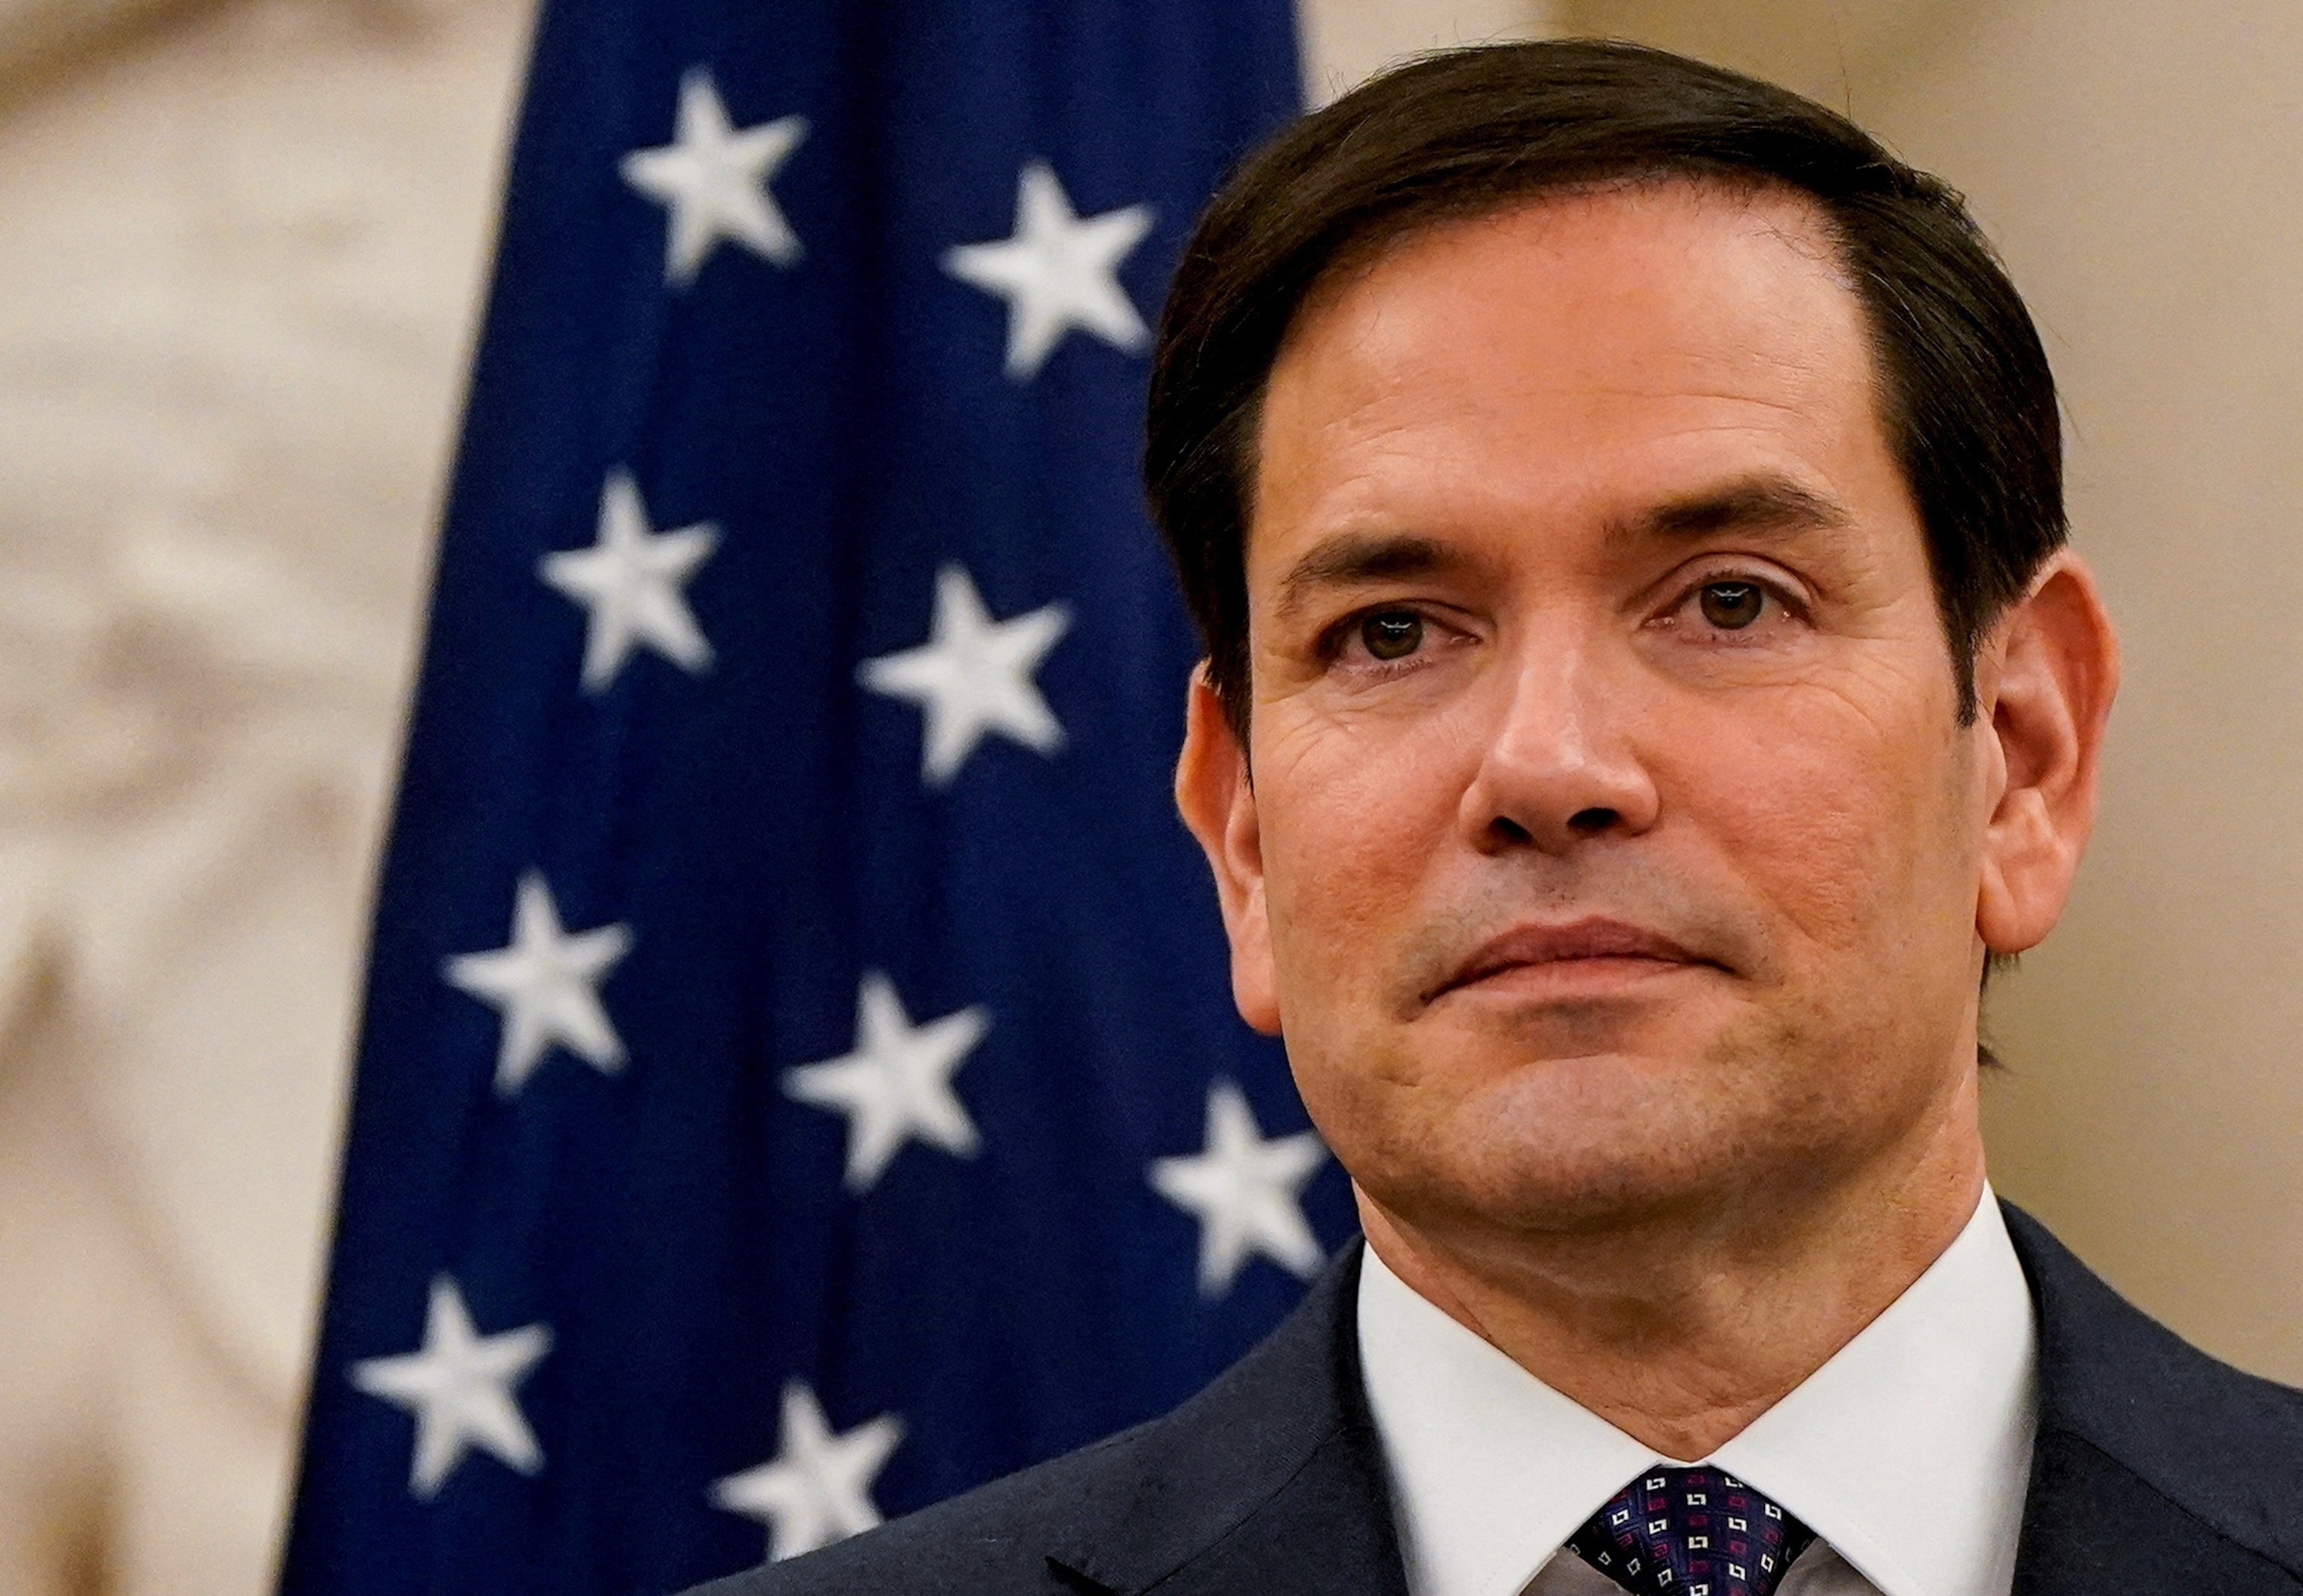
1174, 670, 1282, 1034
1976, 553, 2120, 956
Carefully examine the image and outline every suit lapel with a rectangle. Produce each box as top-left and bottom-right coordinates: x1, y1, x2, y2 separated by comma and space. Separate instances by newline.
2004, 1203, 2303, 1594
1104, 1424, 1409, 1596
1046, 1241, 1409, 1596
2014, 1430, 2299, 1595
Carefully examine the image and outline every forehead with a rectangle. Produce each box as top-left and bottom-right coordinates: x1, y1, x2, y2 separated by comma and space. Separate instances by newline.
1250, 180, 1896, 568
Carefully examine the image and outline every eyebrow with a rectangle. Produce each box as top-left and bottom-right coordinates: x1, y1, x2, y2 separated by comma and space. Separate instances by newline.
1622, 475, 1852, 544
1268, 475, 1852, 620
1272, 533, 1464, 621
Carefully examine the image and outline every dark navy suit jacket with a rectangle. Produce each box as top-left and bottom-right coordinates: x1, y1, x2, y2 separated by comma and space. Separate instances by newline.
689, 1205, 2303, 1595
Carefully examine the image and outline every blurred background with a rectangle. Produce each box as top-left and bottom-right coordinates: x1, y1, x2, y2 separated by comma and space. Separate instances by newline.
1, 0, 2298, 1590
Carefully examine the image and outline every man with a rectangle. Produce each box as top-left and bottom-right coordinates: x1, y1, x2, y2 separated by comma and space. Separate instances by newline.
695, 40, 2303, 1596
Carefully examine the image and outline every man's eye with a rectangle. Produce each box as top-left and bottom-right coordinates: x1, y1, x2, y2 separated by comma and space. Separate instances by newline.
1697, 581, 1766, 630
1358, 610, 1425, 661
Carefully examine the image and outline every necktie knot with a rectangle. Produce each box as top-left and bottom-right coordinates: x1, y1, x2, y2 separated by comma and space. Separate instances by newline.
1565, 1466, 1816, 1596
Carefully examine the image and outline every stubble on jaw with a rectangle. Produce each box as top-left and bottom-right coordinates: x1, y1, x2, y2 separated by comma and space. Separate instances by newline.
1322, 866, 1969, 1244
1340, 1006, 1828, 1238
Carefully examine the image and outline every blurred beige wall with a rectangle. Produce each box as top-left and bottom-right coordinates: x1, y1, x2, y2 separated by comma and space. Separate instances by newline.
0, 4, 534, 1591
1300, 0, 1554, 100
1570, 0, 2303, 1394
4, 1, 2299, 1593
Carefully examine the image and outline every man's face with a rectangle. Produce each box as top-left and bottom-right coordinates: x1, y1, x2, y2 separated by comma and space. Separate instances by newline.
1215, 182, 1999, 1240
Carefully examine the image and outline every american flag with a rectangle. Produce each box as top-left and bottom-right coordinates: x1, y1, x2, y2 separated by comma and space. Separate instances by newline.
276, 2, 1345, 1594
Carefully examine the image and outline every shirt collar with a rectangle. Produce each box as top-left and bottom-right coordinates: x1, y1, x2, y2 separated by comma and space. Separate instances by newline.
1355, 1186, 2037, 1596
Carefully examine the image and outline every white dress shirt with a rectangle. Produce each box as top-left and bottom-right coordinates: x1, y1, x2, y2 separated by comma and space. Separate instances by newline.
1356, 1187, 2037, 1596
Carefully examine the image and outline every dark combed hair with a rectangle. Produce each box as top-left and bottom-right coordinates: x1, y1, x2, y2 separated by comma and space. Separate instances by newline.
1144, 39, 2066, 735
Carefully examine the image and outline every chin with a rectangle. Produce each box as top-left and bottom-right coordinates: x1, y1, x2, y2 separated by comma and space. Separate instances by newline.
1337, 1035, 1801, 1238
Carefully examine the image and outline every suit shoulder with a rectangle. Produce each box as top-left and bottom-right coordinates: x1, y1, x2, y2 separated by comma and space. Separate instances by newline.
681, 1425, 1151, 1596
2007, 1204, 2303, 1568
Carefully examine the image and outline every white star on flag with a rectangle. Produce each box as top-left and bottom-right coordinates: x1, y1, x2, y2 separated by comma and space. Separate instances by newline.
783, 971, 988, 1193
619, 67, 808, 284
349, 1276, 553, 1499
711, 1380, 904, 1562
858, 563, 1069, 786
1151, 1079, 1329, 1297
444, 871, 633, 1095
541, 469, 719, 691
942, 160, 1154, 379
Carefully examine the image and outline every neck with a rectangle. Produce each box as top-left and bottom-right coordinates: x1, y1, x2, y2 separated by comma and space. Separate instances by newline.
1356, 1077, 1987, 1461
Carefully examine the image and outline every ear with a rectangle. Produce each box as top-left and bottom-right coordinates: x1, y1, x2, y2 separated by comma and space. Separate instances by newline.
1975, 551, 2120, 956
1175, 669, 1282, 1034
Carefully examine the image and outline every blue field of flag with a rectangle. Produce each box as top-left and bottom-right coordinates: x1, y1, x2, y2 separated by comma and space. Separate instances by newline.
277, 4, 1351, 1593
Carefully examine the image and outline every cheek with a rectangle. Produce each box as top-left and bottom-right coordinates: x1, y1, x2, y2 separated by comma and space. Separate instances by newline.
1665, 667, 1972, 963
1253, 710, 1470, 1010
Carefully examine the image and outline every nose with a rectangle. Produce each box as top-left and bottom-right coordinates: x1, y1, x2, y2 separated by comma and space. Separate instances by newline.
1457, 628, 1661, 855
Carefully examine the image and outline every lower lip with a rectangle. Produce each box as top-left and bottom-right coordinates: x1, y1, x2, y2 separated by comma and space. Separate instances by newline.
1444, 956, 1701, 1002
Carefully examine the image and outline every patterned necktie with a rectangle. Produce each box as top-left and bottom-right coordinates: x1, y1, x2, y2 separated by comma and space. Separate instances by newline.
1564, 1466, 1818, 1596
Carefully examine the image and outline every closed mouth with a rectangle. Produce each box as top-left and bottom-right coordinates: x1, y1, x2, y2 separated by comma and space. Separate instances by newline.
1424, 918, 1719, 1005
